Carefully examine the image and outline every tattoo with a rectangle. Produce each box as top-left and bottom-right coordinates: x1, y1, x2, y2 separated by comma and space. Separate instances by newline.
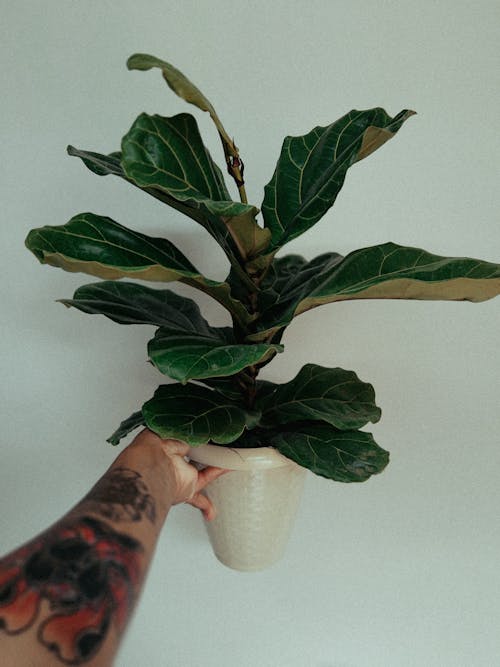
0, 516, 142, 665
83, 467, 156, 525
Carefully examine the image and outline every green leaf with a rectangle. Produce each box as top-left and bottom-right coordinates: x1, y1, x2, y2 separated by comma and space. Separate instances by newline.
25, 212, 251, 326
148, 327, 283, 384
68, 144, 230, 235
68, 145, 196, 217
196, 377, 277, 403
142, 383, 259, 445
196, 376, 244, 401
271, 423, 389, 482
251, 243, 500, 339
262, 108, 415, 250
258, 252, 343, 313
60, 281, 207, 327
222, 425, 274, 449
67, 145, 123, 177
60, 280, 282, 383
122, 113, 230, 202
68, 146, 267, 284
107, 411, 145, 446
121, 112, 268, 262
127, 53, 234, 149
258, 364, 381, 430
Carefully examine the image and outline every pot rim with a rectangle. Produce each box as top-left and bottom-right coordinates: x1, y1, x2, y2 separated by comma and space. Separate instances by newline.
187, 443, 298, 471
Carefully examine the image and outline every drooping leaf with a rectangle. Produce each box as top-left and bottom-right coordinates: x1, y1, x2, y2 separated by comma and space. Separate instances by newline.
68, 145, 233, 237
250, 243, 500, 340
258, 364, 381, 430
107, 411, 145, 446
60, 281, 208, 327
68, 144, 214, 225
68, 146, 266, 285
271, 423, 389, 482
262, 108, 415, 250
127, 53, 234, 149
25, 212, 251, 326
121, 112, 268, 262
141, 383, 260, 445
148, 327, 283, 384
67, 146, 123, 177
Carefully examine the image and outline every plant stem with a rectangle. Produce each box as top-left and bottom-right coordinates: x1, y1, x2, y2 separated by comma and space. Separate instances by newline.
236, 364, 259, 409
228, 156, 247, 204
234, 296, 261, 409
246, 365, 259, 408
221, 136, 248, 204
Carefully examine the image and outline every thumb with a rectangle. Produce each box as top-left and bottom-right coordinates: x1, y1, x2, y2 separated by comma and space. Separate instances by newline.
195, 466, 230, 493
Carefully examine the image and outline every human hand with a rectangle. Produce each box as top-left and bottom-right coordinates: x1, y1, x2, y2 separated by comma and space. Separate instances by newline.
159, 437, 228, 521
124, 429, 228, 521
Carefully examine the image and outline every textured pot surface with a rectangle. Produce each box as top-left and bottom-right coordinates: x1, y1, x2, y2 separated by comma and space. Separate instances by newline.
188, 445, 307, 572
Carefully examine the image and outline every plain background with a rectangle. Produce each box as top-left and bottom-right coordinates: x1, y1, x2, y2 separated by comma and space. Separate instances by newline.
1, 2, 499, 666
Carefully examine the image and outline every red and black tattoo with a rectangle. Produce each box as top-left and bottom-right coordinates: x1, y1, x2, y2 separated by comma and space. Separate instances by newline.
0, 516, 143, 664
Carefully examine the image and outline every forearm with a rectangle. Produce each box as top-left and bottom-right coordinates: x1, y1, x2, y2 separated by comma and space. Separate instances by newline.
0, 436, 176, 666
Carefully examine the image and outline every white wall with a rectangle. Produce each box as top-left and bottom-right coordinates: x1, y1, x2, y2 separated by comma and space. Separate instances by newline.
1, 2, 499, 665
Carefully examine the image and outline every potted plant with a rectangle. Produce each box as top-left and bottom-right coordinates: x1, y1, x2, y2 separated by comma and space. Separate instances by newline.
26, 54, 500, 571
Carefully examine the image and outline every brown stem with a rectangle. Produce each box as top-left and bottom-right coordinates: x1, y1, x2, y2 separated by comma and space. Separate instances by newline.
221, 135, 248, 204
236, 364, 260, 410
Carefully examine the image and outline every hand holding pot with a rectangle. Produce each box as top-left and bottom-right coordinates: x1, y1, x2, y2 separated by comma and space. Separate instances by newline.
123, 428, 229, 521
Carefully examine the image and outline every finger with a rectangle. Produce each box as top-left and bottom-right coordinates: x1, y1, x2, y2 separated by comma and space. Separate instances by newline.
196, 466, 230, 492
188, 492, 217, 521
160, 439, 190, 457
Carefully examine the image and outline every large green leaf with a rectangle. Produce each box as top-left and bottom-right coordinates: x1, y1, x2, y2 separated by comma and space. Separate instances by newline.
60, 280, 282, 382
25, 212, 251, 326
262, 108, 415, 250
60, 281, 207, 327
122, 112, 230, 201
68, 145, 232, 239
121, 113, 269, 262
258, 364, 381, 430
271, 423, 389, 482
250, 243, 500, 340
148, 327, 283, 384
68, 145, 267, 284
127, 53, 234, 150
142, 383, 260, 445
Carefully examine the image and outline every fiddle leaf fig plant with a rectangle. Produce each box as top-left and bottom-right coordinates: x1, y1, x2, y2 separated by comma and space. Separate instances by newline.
26, 54, 500, 483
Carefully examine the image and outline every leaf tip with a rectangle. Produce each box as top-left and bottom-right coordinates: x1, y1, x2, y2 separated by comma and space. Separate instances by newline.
126, 53, 157, 72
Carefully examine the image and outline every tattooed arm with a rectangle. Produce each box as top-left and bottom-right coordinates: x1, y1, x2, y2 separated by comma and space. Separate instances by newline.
0, 429, 226, 666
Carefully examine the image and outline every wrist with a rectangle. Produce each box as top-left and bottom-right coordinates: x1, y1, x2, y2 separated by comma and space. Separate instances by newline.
113, 436, 177, 518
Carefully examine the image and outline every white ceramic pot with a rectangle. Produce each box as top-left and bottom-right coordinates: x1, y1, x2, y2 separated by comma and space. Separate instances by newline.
187, 444, 307, 572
